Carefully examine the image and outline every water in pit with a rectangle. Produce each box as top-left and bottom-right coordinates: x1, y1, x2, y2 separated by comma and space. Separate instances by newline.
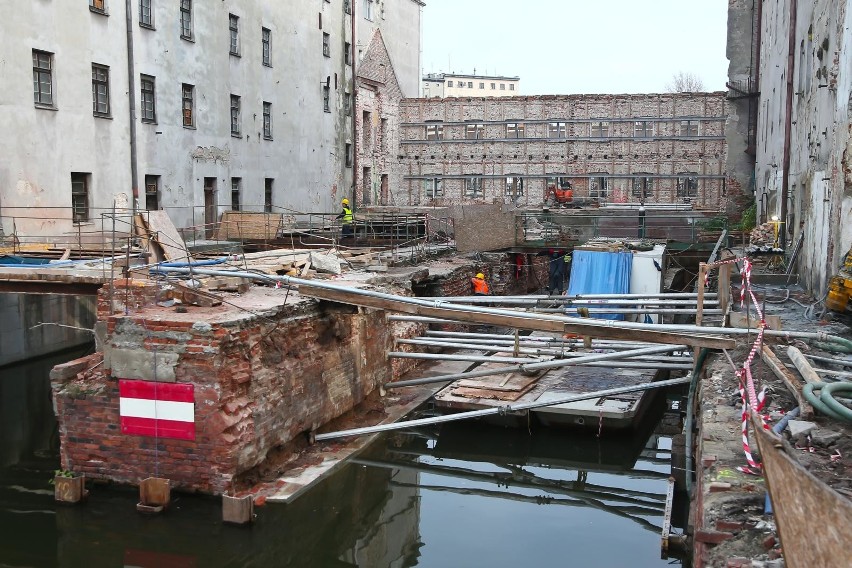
1, 350, 688, 568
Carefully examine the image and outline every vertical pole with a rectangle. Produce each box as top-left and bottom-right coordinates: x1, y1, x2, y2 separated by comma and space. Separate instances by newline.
718, 262, 732, 325
696, 263, 707, 326
125, 0, 139, 239
780, 0, 797, 253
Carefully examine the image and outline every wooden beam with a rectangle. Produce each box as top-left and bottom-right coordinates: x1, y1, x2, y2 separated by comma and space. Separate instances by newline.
696, 262, 707, 326
302, 287, 736, 349
750, 411, 852, 568
761, 346, 814, 420
786, 346, 823, 385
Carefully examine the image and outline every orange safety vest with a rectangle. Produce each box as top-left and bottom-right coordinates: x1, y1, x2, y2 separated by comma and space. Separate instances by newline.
471, 277, 489, 295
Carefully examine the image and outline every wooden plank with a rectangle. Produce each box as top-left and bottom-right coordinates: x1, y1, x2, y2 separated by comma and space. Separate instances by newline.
300, 286, 736, 349
761, 346, 814, 420
786, 346, 823, 384
696, 262, 707, 326
450, 384, 536, 401
456, 371, 541, 392
750, 411, 852, 568
139, 211, 192, 262
215, 211, 283, 240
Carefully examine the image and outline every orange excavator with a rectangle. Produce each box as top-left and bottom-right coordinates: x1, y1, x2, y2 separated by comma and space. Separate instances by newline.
545, 180, 574, 207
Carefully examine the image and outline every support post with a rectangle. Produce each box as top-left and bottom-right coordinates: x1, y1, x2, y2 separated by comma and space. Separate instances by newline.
137, 477, 170, 514
696, 263, 707, 326
223, 494, 255, 525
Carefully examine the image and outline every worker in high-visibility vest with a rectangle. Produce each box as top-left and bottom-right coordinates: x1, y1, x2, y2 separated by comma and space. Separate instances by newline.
336, 198, 353, 237
471, 272, 489, 296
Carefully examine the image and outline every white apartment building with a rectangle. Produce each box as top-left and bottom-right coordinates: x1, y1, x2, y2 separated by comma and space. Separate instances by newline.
422, 73, 520, 98
0, 0, 422, 240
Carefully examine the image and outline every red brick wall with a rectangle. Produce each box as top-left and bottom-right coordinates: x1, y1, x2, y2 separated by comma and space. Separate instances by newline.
53, 283, 400, 494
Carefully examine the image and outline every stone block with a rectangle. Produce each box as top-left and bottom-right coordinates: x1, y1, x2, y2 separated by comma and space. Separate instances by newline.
695, 529, 735, 544
309, 252, 342, 275
787, 420, 817, 438
110, 348, 178, 382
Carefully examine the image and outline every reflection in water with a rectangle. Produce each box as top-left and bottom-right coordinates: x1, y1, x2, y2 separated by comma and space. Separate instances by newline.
1, 353, 684, 568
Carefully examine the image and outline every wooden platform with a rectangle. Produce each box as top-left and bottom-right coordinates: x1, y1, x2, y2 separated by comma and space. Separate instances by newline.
433, 333, 671, 431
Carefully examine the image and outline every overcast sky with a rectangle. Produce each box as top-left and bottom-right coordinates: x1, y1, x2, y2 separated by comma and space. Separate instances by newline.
421, 0, 729, 94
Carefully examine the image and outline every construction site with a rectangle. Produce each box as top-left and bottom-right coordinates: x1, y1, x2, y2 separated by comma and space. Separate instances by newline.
2, 1, 852, 567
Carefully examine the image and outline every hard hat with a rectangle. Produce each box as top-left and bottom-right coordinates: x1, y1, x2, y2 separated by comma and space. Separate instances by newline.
476, 273, 484, 279
341, 198, 349, 205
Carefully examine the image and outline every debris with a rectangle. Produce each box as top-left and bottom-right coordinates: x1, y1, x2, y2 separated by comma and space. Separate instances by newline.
786, 420, 817, 438
309, 252, 342, 275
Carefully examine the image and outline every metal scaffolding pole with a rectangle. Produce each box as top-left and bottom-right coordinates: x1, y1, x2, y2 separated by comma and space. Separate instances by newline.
314, 375, 691, 441
385, 344, 684, 389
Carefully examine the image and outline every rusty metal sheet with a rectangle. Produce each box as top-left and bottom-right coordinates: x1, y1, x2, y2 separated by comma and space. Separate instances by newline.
750, 412, 852, 568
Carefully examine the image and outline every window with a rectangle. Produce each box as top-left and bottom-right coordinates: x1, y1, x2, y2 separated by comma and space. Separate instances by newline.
344, 91, 352, 115
509, 84, 515, 91
676, 174, 699, 198
262, 27, 271, 66
490, 82, 496, 89
230, 94, 241, 136
345, 143, 353, 167
323, 85, 330, 112
322, 33, 330, 57
634, 120, 653, 138
145, 175, 160, 210
548, 122, 567, 138
479, 82, 484, 89
506, 122, 524, 139
71, 173, 90, 223
140, 75, 156, 123
264, 178, 274, 212
32, 50, 54, 107
263, 101, 272, 139
180, 0, 193, 40
344, 0, 352, 15
364, 0, 374, 21
425, 122, 444, 140
591, 121, 609, 138
229, 14, 240, 56
424, 178, 443, 198
465, 123, 484, 140
467, 81, 473, 88
632, 175, 653, 199
362, 111, 372, 146
139, 0, 153, 27
447, 80, 453, 87
465, 177, 483, 198
90, 0, 106, 14
500, 83, 506, 90
680, 120, 699, 137
182, 83, 194, 127
344, 42, 352, 65
230, 178, 241, 211
505, 176, 524, 197
589, 175, 609, 200
91, 64, 110, 117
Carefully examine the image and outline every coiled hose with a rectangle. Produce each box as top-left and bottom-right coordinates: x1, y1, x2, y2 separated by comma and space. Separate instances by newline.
803, 382, 852, 423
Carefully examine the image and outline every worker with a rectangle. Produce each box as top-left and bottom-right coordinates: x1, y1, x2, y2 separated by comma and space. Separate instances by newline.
471, 272, 489, 296
547, 249, 567, 295
336, 198, 353, 238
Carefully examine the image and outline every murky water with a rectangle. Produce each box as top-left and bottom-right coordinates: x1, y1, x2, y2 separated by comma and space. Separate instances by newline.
1, 350, 687, 568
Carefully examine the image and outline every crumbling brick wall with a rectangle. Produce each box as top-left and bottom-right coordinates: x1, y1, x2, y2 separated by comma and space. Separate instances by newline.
52, 282, 399, 494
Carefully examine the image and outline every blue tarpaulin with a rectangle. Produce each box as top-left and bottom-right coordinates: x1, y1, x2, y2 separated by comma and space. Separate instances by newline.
566, 250, 633, 320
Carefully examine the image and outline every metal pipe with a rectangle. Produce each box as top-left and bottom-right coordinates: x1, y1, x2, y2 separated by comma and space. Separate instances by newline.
779, 0, 797, 252
396, 338, 694, 362
315, 375, 691, 440
541, 308, 724, 315
804, 353, 852, 367
124, 0, 139, 222
155, 267, 851, 346
388, 352, 544, 365
437, 293, 715, 301
384, 344, 684, 389
425, 331, 651, 347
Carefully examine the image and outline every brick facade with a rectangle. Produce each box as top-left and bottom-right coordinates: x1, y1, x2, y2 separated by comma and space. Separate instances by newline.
369, 93, 730, 212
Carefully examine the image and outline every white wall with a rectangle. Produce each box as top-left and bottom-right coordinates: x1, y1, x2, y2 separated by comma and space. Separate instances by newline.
0, 1, 421, 239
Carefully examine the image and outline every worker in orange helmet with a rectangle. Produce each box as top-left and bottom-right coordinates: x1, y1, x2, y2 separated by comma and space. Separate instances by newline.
471, 272, 489, 296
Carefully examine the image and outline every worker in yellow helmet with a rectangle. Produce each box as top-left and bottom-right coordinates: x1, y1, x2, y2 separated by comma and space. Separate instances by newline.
336, 197, 354, 238
471, 272, 489, 296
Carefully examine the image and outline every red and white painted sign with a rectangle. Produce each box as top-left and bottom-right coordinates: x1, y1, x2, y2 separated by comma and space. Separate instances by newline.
119, 380, 196, 440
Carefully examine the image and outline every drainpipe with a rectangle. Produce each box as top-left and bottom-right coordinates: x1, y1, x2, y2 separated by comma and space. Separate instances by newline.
125, 0, 139, 235
780, 0, 797, 252
351, 0, 358, 206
